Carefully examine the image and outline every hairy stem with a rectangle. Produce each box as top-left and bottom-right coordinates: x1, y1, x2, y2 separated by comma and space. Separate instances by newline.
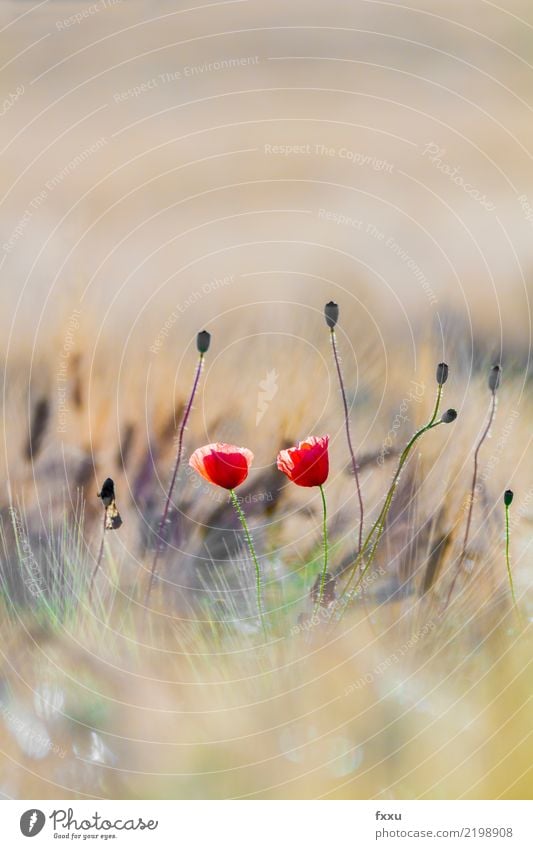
330, 329, 364, 551
145, 353, 204, 608
230, 489, 267, 639
89, 512, 106, 605
505, 503, 520, 621
313, 484, 329, 615
442, 391, 496, 611
336, 384, 443, 617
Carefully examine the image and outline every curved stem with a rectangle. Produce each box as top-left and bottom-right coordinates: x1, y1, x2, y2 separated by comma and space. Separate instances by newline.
505, 503, 520, 622
442, 391, 496, 611
230, 489, 267, 639
313, 484, 329, 615
145, 353, 204, 608
336, 384, 443, 618
330, 329, 364, 552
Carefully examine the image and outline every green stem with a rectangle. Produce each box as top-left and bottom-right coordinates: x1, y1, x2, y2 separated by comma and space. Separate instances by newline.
337, 384, 443, 616
314, 484, 329, 615
505, 504, 520, 622
230, 489, 267, 639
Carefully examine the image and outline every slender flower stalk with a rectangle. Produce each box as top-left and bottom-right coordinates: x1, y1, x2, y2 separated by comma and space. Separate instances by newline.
325, 302, 364, 552
188, 441, 266, 637
337, 373, 455, 617
89, 512, 107, 605
277, 434, 330, 618
145, 332, 210, 608
229, 489, 267, 638
442, 364, 500, 611
504, 489, 520, 622
313, 484, 329, 614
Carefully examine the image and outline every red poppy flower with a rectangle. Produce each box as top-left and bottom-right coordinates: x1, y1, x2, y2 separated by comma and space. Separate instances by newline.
277, 435, 329, 487
189, 442, 254, 490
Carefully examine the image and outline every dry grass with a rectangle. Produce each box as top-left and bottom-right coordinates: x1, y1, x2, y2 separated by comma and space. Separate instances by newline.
0, 303, 531, 800
0, 0, 532, 801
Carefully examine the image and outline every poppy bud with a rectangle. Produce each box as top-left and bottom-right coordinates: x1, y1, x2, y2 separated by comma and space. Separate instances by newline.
98, 477, 115, 507
488, 364, 501, 393
504, 489, 514, 507
98, 477, 122, 530
441, 408, 457, 424
196, 330, 211, 354
436, 362, 449, 386
324, 301, 339, 329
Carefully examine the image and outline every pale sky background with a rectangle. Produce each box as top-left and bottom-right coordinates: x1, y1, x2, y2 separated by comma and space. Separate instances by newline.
1, 0, 532, 364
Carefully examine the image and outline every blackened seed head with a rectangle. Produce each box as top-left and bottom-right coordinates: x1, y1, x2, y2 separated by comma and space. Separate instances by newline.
324, 301, 339, 329
436, 362, 449, 386
488, 364, 501, 393
441, 408, 457, 424
98, 477, 115, 505
196, 330, 211, 354
504, 489, 514, 507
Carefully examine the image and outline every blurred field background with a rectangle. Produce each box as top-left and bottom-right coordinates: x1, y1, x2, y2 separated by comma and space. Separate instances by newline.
0, 0, 532, 799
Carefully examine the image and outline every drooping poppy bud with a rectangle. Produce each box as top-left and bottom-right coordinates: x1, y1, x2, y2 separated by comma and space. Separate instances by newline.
324, 301, 339, 330
441, 409, 457, 424
504, 489, 514, 507
98, 478, 122, 530
196, 330, 211, 354
436, 362, 449, 386
277, 435, 330, 487
98, 477, 115, 507
488, 364, 501, 393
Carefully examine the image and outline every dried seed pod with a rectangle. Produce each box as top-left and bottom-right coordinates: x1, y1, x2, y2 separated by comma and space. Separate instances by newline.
436, 362, 449, 386
441, 408, 457, 424
196, 330, 211, 354
488, 364, 501, 393
324, 301, 339, 329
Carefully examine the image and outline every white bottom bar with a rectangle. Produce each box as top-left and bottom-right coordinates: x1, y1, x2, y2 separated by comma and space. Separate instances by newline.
2, 800, 531, 848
